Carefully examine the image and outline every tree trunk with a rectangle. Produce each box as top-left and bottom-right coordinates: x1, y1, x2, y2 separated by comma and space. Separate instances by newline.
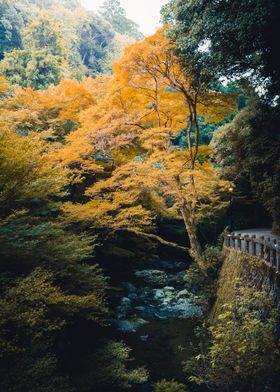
181, 202, 207, 275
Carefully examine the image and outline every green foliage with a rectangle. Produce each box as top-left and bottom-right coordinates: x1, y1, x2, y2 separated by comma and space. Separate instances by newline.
22, 10, 64, 56
0, 12, 69, 89
153, 379, 186, 392
0, 127, 108, 390
84, 341, 148, 391
0, 128, 93, 267
203, 245, 223, 270
0, 93, 146, 391
100, 0, 144, 40
162, 0, 280, 98
1, 47, 66, 89
184, 245, 223, 304
76, 13, 115, 76
0, 0, 125, 86
0, 213, 94, 267
0, 346, 72, 392
0, 268, 106, 355
1, 2, 279, 388
0, 265, 108, 391
0, 0, 24, 59
185, 251, 280, 391
211, 97, 280, 233
100, 32, 135, 75
186, 286, 280, 390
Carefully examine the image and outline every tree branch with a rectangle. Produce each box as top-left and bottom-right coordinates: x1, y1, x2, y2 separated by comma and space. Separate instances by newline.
117, 228, 188, 252
124, 122, 146, 130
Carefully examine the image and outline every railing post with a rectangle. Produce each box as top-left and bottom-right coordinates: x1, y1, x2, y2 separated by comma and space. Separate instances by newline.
223, 232, 227, 247
251, 235, 257, 256
223, 230, 280, 273
264, 237, 271, 265
237, 234, 242, 250
271, 239, 277, 268
231, 233, 235, 248
277, 241, 280, 273
260, 236, 264, 259
224, 231, 230, 247
228, 234, 231, 247
244, 235, 250, 254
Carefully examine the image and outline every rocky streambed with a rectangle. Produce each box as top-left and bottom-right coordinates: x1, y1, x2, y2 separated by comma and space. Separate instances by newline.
111, 260, 203, 333
109, 260, 203, 384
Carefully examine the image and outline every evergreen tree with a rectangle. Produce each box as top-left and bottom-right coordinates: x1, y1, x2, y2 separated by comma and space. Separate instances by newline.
0, 0, 23, 59
100, 0, 144, 40
0, 11, 70, 89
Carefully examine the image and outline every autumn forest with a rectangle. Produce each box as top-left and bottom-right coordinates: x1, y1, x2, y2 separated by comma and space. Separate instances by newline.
0, 0, 280, 391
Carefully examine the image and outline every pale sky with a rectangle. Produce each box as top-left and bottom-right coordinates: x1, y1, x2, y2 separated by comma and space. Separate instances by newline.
80, 0, 169, 36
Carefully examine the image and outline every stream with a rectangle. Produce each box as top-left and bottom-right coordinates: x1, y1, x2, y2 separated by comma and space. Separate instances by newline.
110, 259, 204, 387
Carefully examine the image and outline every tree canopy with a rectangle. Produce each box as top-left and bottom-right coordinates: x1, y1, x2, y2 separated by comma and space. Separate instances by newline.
162, 0, 280, 99
100, 0, 144, 41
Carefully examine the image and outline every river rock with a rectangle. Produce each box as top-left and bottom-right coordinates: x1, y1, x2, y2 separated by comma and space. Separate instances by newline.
115, 297, 132, 318
115, 318, 149, 333
153, 289, 165, 300
163, 286, 175, 292
166, 271, 186, 286
121, 297, 132, 307
127, 292, 138, 301
134, 270, 168, 287
134, 306, 146, 312
158, 298, 203, 319
177, 289, 190, 298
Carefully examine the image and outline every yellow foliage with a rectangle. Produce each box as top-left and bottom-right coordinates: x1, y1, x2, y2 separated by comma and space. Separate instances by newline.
0, 26, 236, 271
0, 76, 9, 94
0, 128, 70, 208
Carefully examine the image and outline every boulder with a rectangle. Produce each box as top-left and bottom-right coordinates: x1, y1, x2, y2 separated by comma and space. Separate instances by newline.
163, 286, 175, 292
134, 270, 168, 287
157, 298, 203, 319
130, 303, 158, 318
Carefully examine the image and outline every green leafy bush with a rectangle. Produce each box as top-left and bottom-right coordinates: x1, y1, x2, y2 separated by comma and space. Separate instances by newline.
153, 379, 186, 392
185, 282, 280, 390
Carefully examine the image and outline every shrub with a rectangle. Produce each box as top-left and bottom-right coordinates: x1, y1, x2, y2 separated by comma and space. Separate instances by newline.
153, 379, 186, 392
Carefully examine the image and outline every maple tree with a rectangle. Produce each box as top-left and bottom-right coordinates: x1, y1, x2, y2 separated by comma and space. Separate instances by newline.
63, 27, 236, 272
0, 77, 99, 137
0, 75, 9, 94
0, 28, 235, 272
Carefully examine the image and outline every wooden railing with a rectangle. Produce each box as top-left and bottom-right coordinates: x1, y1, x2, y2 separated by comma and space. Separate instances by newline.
224, 231, 280, 273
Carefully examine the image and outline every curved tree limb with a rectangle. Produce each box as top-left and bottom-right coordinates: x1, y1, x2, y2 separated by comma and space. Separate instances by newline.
117, 228, 188, 252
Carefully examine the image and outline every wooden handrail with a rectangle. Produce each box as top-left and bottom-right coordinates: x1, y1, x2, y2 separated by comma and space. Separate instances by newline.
224, 231, 280, 273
